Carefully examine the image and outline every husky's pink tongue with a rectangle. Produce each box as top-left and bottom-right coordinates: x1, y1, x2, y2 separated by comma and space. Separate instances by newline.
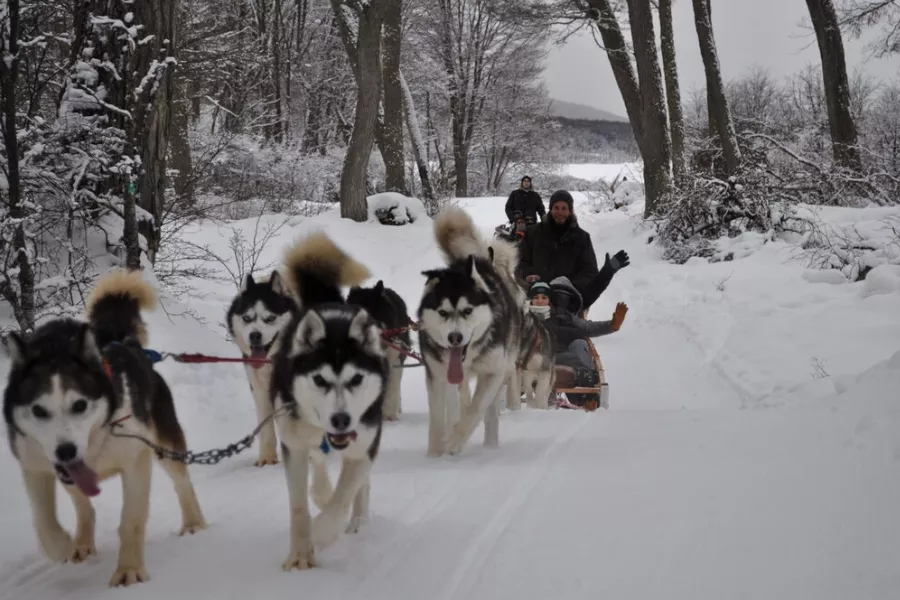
67, 461, 101, 497
447, 347, 464, 385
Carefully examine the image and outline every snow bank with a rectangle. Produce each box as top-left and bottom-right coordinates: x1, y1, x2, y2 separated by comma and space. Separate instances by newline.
367, 192, 428, 226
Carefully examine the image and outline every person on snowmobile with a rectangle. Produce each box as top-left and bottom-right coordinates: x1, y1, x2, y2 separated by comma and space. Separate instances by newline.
505, 176, 545, 225
517, 190, 630, 311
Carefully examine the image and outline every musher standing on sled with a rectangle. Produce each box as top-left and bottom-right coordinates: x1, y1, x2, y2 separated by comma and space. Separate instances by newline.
505, 176, 545, 225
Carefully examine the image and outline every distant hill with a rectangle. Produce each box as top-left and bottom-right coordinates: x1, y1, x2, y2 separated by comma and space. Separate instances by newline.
549, 99, 628, 123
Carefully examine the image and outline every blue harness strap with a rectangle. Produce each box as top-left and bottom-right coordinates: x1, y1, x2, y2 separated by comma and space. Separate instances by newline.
319, 436, 331, 454
144, 349, 164, 363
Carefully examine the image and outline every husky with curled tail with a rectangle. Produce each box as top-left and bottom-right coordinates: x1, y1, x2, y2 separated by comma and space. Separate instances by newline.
417, 207, 523, 456
2, 269, 206, 588
271, 233, 388, 572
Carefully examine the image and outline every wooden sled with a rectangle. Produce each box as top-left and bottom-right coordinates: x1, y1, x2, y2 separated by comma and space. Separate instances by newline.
552, 311, 610, 411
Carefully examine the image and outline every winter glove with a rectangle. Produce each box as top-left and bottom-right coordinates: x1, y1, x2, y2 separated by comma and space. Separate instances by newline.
606, 250, 631, 272
610, 302, 628, 331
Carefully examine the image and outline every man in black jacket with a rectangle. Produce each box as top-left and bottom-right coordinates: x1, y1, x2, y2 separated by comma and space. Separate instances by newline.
504, 176, 545, 224
516, 190, 630, 310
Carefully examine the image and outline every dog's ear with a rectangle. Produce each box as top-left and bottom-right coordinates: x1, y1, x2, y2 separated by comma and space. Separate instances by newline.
292, 310, 326, 354
348, 308, 384, 357
466, 255, 490, 294
3, 332, 28, 366
241, 273, 255, 292
374, 280, 384, 295
269, 270, 288, 296
421, 269, 442, 279
73, 323, 102, 363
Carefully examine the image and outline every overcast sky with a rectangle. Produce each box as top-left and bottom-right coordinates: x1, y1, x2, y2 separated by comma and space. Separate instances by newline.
544, 0, 900, 116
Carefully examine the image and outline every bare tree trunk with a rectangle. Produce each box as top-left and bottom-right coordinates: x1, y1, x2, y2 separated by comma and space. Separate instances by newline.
170, 71, 195, 205
659, 0, 685, 183
626, 0, 672, 217
331, 0, 384, 221
691, 0, 741, 175
585, 0, 646, 156
270, 0, 285, 142
805, 0, 863, 172
0, 0, 36, 331
131, 0, 177, 265
399, 68, 435, 202
380, 0, 407, 193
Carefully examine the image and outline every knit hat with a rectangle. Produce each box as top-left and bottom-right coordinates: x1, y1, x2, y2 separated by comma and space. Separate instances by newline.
528, 281, 551, 299
521, 175, 532, 184
549, 190, 574, 210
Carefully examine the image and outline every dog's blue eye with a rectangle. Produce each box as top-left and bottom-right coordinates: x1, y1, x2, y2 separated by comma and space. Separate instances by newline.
437, 310, 450, 318
460, 307, 473, 317
312, 375, 330, 389
347, 374, 363, 387
263, 315, 276, 324
71, 400, 88, 415
31, 405, 50, 420
242, 315, 254, 323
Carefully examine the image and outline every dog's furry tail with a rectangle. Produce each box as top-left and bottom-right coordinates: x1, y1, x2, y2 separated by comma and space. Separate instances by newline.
85, 268, 158, 347
282, 232, 370, 306
434, 207, 489, 264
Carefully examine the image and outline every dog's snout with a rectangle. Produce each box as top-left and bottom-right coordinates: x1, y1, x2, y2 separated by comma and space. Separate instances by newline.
330, 412, 352, 431
447, 331, 463, 346
248, 331, 263, 345
54, 442, 78, 464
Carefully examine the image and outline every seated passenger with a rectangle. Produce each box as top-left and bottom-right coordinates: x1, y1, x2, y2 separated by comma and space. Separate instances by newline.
543, 277, 627, 372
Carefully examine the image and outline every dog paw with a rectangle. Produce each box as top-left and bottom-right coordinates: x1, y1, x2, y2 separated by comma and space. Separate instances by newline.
255, 455, 280, 467
383, 413, 400, 422
179, 519, 207, 536
68, 541, 96, 563
281, 545, 317, 571
446, 431, 467, 455
39, 526, 73, 563
312, 511, 345, 549
345, 516, 369, 535
426, 446, 444, 457
108, 565, 150, 587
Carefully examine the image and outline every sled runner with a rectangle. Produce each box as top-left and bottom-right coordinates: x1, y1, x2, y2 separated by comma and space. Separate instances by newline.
552, 311, 609, 412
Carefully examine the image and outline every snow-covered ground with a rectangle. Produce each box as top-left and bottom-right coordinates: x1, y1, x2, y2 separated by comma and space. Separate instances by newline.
1, 189, 900, 599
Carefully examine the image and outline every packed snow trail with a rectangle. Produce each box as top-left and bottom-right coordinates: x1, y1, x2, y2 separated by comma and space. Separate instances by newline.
1, 195, 899, 599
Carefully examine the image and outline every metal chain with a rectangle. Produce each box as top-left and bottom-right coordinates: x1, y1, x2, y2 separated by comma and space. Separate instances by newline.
107, 403, 295, 465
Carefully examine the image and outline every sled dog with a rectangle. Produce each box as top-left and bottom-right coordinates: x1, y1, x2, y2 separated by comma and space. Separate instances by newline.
516, 311, 556, 409
271, 233, 388, 571
2, 269, 206, 587
227, 271, 298, 466
417, 207, 523, 456
347, 280, 411, 421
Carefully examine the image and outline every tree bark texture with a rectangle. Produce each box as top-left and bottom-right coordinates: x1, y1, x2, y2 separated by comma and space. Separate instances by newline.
626, 0, 672, 217
585, 0, 646, 157
805, 0, 863, 172
399, 69, 436, 202
331, 0, 385, 221
131, 0, 177, 265
659, 0, 686, 183
691, 0, 741, 175
380, 0, 407, 193
0, 0, 36, 331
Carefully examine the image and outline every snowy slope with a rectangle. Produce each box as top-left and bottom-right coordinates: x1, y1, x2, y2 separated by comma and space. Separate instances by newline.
1, 194, 899, 599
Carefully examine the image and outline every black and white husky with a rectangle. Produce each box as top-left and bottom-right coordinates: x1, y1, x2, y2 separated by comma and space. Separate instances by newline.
2, 269, 206, 587
418, 207, 523, 456
347, 280, 411, 421
271, 233, 388, 571
226, 271, 298, 466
